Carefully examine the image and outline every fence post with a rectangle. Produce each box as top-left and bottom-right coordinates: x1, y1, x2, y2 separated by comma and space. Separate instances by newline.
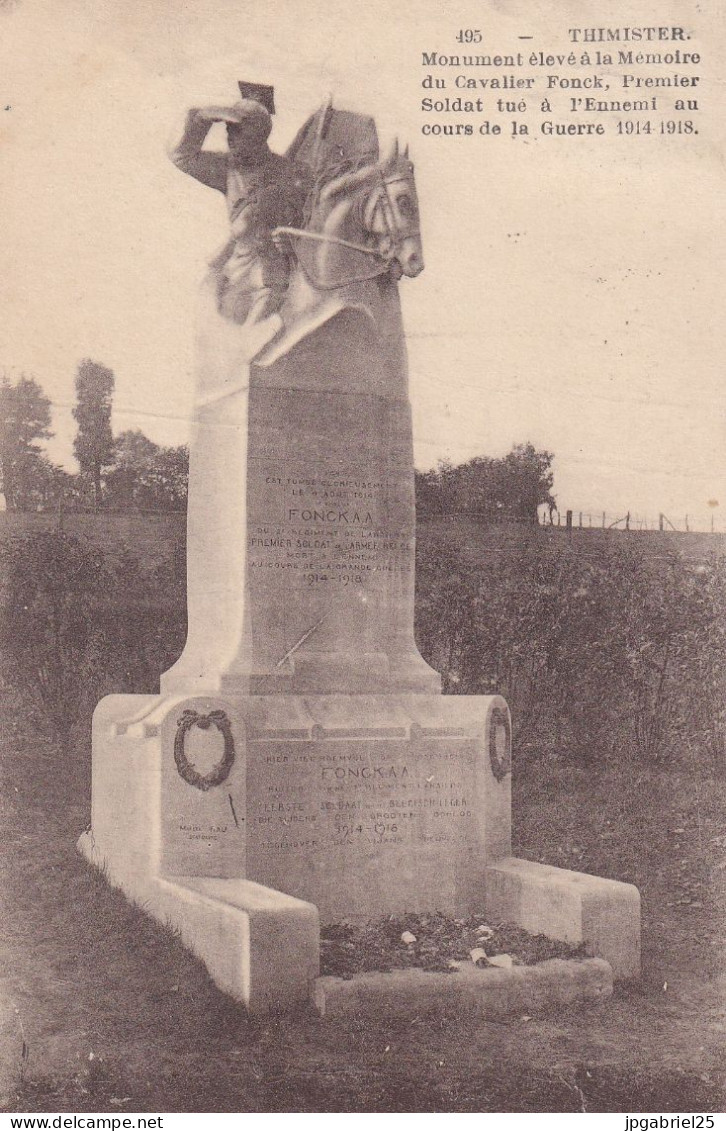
602, 511, 606, 528
566, 509, 573, 533
659, 513, 664, 532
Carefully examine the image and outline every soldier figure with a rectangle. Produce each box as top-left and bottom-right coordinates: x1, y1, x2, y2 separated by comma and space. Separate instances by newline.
169, 90, 307, 324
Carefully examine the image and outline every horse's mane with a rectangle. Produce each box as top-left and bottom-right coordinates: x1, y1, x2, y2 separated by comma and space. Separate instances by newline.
301, 153, 377, 229
287, 102, 381, 229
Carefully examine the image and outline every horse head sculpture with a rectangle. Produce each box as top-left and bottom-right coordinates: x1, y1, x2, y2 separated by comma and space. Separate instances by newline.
273, 138, 423, 292
359, 139, 423, 281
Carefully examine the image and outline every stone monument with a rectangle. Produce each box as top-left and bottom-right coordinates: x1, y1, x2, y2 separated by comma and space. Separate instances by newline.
79, 87, 640, 1013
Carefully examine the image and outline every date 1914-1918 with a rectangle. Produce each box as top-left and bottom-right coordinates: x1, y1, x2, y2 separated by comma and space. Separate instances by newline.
539, 119, 697, 136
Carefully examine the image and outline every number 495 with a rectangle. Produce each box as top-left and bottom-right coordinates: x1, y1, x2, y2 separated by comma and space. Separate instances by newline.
457, 28, 482, 42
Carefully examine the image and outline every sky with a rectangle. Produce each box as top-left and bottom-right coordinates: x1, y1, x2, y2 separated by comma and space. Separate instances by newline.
0, 0, 723, 529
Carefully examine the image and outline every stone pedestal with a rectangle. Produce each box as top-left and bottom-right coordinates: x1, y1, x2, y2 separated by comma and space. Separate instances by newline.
81, 692, 510, 940
82, 686, 640, 1007
161, 300, 440, 701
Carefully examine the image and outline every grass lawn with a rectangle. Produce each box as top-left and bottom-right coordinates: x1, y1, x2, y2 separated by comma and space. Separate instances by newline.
1, 696, 724, 1114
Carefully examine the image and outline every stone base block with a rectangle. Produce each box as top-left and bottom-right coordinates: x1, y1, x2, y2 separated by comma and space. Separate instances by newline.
485, 857, 641, 979
313, 957, 612, 1019
88, 691, 513, 925
244, 692, 512, 921
78, 832, 319, 1014
82, 690, 640, 1010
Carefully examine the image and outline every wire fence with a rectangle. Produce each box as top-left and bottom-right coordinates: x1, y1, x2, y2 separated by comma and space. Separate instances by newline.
423, 508, 724, 534
540, 508, 724, 535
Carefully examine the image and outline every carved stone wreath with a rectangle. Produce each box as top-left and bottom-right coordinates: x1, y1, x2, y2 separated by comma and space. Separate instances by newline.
488, 705, 512, 782
173, 709, 235, 792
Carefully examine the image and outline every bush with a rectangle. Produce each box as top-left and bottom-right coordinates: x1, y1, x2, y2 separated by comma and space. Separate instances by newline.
415, 528, 726, 770
0, 531, 186, 752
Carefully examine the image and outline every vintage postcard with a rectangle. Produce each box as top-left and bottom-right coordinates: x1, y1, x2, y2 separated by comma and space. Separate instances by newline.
0, 0, 722, 1117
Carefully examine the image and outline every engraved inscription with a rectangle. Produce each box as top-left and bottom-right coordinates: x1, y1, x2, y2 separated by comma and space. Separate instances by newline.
179, 822, 229, 842
247, 473, 412, 590
249, 740, 478, 855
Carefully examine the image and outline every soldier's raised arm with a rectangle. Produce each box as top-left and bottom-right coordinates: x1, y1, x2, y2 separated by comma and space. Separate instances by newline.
168, 107, 228, 193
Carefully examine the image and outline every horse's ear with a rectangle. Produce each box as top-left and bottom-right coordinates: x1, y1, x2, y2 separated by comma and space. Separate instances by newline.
403, 143, 409, 158
383, 138, 399, 168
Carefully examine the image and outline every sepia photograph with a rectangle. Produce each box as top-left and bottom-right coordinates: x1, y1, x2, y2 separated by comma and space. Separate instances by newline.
0, 0, 723, 1117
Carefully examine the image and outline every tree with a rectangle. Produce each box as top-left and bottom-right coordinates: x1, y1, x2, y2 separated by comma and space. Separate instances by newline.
73, 359, 116, 508
415, 443, 555, 523
105, 429, 188, 511
18, 454, 76, 511
0, 375, 53, 510
152, 443, 189, 511
105, 429, 158, 509
499, 442, 556, 522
